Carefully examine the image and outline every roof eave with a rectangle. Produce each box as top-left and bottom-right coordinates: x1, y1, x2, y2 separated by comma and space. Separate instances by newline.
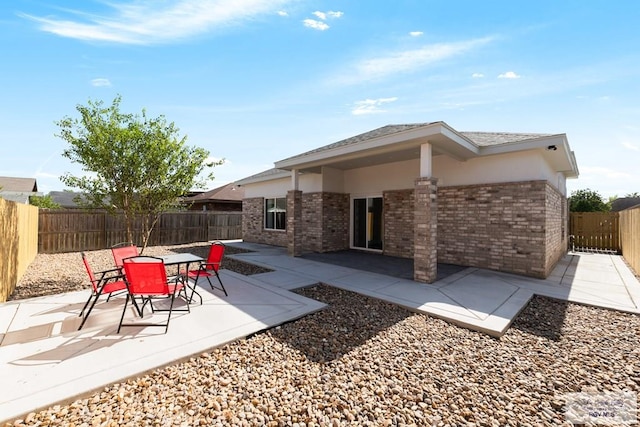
480, 134, 579, 178
235, 170, 291, 186
274, 122, 480, 171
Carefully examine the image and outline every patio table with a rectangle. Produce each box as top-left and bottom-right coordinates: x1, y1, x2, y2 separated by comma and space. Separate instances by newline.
159, 253, 204, 304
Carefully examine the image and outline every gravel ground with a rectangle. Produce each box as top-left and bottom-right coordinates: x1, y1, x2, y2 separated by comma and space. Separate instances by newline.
8, 242, 270, 301
5, 245, 640, 426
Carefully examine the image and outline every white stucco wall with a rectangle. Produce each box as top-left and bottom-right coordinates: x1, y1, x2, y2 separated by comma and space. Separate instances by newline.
433, 150, 564, 194
242, 149, 567, 198
242, 173, 323, 198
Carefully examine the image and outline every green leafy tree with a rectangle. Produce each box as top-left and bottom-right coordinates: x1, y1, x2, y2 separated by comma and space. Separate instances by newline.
569, 188, 609, 212
57, 95, 221, 251
625, 192, 640, 198
29, 194, 61, 209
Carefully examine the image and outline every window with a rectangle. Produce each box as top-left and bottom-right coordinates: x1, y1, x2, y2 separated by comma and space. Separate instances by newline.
265, 197, 286, 230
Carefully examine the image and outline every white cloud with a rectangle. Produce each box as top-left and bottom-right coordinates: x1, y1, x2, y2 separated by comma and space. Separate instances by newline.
91, 78, 111, 87
498, 71, 521, 79
304, 10, 342, 30
277, 10, 288, 17
20, 0, 293, 45
312, 11, 327, 20
352, 97, 398, 115
409, 31, 423, 37
303, 19, 329, 31
338, 37, 493, 84
472, 73, 484, 78
622, 141, 640, 151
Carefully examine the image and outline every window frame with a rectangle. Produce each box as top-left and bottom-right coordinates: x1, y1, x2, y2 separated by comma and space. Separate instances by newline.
264, 197, 286, 231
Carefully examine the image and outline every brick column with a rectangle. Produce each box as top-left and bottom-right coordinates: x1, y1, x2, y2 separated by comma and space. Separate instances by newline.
414, 177, 438, 283
287, 190, 303, 256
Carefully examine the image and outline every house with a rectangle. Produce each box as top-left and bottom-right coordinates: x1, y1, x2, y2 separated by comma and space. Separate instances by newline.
182, 183, 244, 212
611, 197, 640, 212
0, 176, 40, 204
47, 191, 89, 209
235, 121, 579, 283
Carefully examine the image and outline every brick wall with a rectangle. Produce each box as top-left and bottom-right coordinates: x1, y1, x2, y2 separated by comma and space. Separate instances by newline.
383, 189, 414, 258
544, 184, 568, 276
242, 197, 287, 247
319, 192, 350, 252
301, 193, 323, 252
243, 192, 348, 252
437, 181, 550, 278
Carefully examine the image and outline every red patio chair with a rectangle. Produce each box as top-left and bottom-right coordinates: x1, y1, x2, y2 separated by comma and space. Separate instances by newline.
111, 242, 139, 271
185, 241, 228, 297
118, 256, 189, 334
78, 252, 128, 330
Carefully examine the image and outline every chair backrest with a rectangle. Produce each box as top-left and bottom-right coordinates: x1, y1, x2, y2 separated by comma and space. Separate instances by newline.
122, 257, 169, 295
112, 243, 139, 269
81, 252, 100, 292
205, 242, 225, 272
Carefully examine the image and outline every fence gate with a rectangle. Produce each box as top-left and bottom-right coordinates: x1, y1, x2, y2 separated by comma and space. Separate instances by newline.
569, 212, 620, 253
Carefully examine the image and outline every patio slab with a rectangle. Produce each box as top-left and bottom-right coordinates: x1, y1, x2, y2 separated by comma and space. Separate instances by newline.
229, 243, 640, 337
0, 270, 325, 424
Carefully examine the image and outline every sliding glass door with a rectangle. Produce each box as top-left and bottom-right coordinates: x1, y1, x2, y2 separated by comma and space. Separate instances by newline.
352, 196, 383, 251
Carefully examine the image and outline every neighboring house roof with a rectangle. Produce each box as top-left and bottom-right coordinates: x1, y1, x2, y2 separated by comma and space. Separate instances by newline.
0, 176, 37, 192
236, 121, 579, 185
183, 183, 245, 203
0, 192, 38, 204
611, 197, 640, 212
48, 191, 89, 208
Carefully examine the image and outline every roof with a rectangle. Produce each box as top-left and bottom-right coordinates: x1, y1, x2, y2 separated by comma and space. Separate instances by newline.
48, 191, 88, 208
236, 121, 579, 185
460, 131, 555, 146
0, 192, 34, 204
0, 176, 37, 192
183, 183, 244, 203
611, 197, 640, 212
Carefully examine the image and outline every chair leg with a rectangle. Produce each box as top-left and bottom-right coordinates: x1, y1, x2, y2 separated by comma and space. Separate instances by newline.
78, 290, 103, 331
165, 293, 176, 334
117, 294, 131, 333
204, 271, 228, 297
78, 291, 96, 318
214, 270, 228, 296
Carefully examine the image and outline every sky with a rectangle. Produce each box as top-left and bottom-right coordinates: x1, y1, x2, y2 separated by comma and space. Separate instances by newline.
1, 0, 639, 199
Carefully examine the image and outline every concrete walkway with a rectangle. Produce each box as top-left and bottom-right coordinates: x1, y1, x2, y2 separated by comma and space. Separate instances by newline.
1, 242, 639, 423
230, 243, 640, 336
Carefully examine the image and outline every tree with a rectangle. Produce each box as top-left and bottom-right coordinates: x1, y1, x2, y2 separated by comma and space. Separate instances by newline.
29, 194, 61, 209
625, 192, 640, 198
57, 95, 221, 251
569, 188, 609, 212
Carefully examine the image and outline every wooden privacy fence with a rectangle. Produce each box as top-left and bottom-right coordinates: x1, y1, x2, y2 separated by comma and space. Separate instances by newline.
569, 212, 620, 253
38, 210, 243, 253
619, 206, 640, 275
0, 198, 39, 302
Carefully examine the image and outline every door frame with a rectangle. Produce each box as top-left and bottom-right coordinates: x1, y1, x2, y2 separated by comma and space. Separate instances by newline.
350, 194, 384, 253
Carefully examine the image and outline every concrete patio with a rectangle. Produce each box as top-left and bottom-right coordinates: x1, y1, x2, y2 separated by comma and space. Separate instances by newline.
1, 241, 639, 423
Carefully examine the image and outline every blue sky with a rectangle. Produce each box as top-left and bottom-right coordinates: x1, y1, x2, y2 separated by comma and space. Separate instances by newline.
1, 0, 639, 199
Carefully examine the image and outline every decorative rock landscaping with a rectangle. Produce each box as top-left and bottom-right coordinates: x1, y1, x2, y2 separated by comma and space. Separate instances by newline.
5, 244, 639, 426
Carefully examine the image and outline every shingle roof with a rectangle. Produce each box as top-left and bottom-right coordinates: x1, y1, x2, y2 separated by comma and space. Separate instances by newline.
279, 123, 438, 163
0, 176, 38, 192
183, 183, 245, 202
48, 191, 88, 208
278, 123, 557, 163
461, 131, 556, 147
